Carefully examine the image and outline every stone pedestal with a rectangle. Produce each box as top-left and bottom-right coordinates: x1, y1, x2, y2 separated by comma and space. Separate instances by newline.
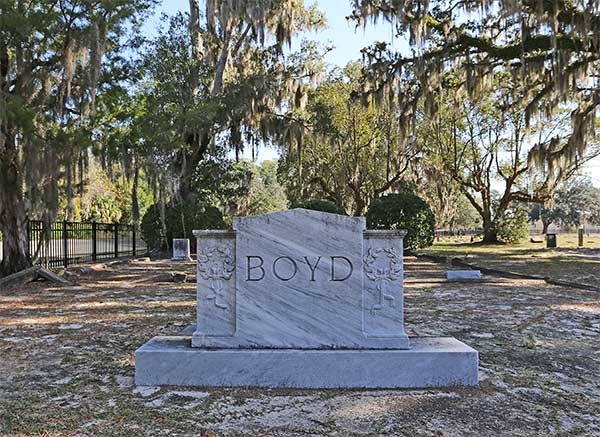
136, 209, 478, 388
135, 334, 478, 388
171, 238, 192, 261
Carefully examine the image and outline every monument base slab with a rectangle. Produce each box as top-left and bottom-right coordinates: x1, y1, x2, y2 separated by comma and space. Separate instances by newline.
135, 335, 478, 388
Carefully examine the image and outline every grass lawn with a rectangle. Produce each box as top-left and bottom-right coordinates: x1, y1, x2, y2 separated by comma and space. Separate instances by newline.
1, 257, 599, 435
422, 233, 600, 287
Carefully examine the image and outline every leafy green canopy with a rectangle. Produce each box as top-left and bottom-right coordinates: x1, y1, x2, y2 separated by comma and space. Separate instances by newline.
179, 1, 327, 196
0, 0, 154, 207
124, 4, 327, 204
279, 63, 418, 215
494, 204, 530, 244
531, 177, 600, 228
350, 0, 600, 175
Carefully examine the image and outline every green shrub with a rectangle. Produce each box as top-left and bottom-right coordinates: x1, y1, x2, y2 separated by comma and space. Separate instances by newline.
366, 192, 435, 252
295, 199, 346, 215
141, 200, 226, 251
495, 206, 529, 244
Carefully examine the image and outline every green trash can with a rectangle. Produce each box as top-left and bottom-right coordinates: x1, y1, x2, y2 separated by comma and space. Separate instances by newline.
546, 233, 557, 248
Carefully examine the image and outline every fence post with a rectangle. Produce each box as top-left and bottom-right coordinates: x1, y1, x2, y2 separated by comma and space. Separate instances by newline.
62, 220, 68, 269
132, 225, 136, 256
92, 221, 97, 261
26, 221, 31, 260
114, 223, 119, 258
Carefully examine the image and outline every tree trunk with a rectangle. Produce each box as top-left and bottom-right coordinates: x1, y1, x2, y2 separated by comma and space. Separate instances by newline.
353, 196, 366, 216
211, 22, 233, 97
541, 219, 549, 234
481, 212, 498, 243
0, 134, 31, 276
180, 0, 208, 201
0, 41, 31, 276
180, 132, 211, 199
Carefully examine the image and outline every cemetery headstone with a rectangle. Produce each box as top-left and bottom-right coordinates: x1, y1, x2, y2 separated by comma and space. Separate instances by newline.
171, 238, 192, 261
136, 209, 478, 388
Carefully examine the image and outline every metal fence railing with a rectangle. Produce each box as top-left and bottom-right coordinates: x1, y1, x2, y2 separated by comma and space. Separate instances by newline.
23, 220, 147, 268
528, 226, 600, 235
435, 227, 600, 238
435, 229, 483, 237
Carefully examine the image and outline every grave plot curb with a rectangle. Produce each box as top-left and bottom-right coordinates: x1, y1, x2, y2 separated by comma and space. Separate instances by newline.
417, 254, 600, 293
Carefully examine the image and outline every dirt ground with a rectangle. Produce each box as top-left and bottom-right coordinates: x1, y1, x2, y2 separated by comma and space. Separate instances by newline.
0, 256, 599, 436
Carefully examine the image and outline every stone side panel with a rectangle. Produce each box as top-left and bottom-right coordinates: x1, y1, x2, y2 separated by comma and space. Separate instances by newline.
193, 231, 236, 342
363, 230, 409, 346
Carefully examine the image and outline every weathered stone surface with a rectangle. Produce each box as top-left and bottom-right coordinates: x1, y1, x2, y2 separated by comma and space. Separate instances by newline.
171, 239, 192, 261
447, 270, 482, 281
192, 209, 409, 349
135, 334, 478, 388
194, 230, 236, 337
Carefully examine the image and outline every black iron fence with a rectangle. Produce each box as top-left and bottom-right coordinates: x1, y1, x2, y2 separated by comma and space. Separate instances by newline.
435, 229, 483, 237
26, 220, 147, 268
435, 227, 600, 238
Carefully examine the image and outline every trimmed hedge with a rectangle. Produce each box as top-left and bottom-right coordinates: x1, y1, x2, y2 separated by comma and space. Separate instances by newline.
366, 192, 435, 252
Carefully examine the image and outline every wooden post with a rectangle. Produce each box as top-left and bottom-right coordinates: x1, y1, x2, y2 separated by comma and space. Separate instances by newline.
578, 227, 584, 247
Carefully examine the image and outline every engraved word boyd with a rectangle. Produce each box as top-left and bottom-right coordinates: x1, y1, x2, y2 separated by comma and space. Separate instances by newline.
192, 209, 409, 349
245, 255, 354, 282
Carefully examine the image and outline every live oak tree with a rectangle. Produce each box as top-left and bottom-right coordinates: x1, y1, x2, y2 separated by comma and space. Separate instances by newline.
530, 177, 600, 232
350, 0, 600, 181
412, 165, 482, 231
129, 6, 324, 236
279, 63, 419, 215
180, 0, 326, 197
418, 79, 600, 242
0, 0, 153, 276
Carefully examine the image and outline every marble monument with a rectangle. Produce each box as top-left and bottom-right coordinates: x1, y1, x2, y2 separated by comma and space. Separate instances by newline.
136, 209, 478, 388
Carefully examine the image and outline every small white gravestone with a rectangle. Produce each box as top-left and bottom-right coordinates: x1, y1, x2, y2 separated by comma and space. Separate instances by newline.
136, 209, 478, 388
171, 239, 192, 261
